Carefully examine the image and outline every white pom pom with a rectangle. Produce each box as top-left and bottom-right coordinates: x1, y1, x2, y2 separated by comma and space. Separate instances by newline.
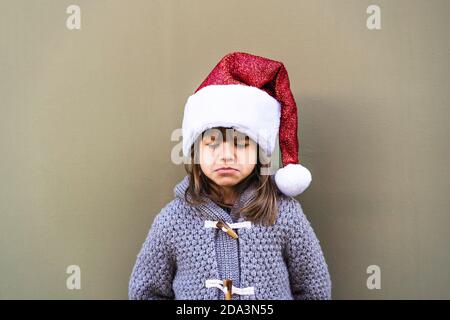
275, 163, 312, 197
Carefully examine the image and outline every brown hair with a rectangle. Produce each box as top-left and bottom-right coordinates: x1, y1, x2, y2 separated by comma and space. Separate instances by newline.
183, 127, 280, 226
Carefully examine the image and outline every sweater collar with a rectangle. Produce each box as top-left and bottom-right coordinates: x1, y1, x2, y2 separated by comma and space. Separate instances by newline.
173, 175, 259, 223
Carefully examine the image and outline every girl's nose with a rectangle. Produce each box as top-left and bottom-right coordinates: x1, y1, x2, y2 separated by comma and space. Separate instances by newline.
219, 141, 235, 162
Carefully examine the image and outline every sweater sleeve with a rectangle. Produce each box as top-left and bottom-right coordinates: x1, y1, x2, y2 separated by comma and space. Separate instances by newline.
128, 210, 176, 300
285, 201, 332, 300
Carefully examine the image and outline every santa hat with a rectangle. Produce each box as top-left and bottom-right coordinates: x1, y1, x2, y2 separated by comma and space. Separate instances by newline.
181, 52, 312, 196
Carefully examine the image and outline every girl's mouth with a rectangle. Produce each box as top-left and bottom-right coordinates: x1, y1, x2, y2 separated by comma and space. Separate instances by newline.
215, 167, 238, 173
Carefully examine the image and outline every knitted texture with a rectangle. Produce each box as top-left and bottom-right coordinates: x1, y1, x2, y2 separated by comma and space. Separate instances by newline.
128, 175, 332, 300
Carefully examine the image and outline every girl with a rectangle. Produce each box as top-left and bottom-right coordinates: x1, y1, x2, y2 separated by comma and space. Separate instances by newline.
128, 52, 332, 300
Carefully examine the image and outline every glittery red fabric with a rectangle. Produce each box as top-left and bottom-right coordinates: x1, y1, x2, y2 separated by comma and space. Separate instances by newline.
195, 52, 299, 166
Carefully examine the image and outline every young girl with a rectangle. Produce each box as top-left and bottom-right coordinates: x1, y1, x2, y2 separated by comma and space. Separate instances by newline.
128, 52, 332, 300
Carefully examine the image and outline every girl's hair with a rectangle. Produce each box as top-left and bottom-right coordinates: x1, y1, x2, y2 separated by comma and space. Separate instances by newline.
183, 127, 280, 226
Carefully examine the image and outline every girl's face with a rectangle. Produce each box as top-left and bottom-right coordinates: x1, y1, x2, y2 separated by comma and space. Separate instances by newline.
199, 128, 257, 188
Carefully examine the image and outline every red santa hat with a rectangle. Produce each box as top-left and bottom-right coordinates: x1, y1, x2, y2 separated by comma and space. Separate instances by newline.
181, 52, 312, 196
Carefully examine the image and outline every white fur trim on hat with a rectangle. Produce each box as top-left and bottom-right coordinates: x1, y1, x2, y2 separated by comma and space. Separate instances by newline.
182, 84, 281, 158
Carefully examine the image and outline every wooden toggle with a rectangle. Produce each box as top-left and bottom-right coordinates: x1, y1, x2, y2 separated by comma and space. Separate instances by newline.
223, 279, 232, 300
216, 220, 239, 239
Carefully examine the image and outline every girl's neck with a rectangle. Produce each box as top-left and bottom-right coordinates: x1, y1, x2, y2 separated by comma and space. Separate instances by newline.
221, 185, 237, 205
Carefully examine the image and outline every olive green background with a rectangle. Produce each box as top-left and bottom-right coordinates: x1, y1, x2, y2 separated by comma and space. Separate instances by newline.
1, 0, 449, 299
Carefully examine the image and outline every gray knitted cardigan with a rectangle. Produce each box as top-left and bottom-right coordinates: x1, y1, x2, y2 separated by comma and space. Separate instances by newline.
128, 175, 332, 300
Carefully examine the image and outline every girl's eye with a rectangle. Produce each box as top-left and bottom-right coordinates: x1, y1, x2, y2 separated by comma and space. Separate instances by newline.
235, 142, 249, 148
207, 143, 219, 149
234, 136, 249, 148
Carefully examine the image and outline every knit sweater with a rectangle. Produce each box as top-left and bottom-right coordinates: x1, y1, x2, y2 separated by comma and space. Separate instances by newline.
128, 175, 332, 300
